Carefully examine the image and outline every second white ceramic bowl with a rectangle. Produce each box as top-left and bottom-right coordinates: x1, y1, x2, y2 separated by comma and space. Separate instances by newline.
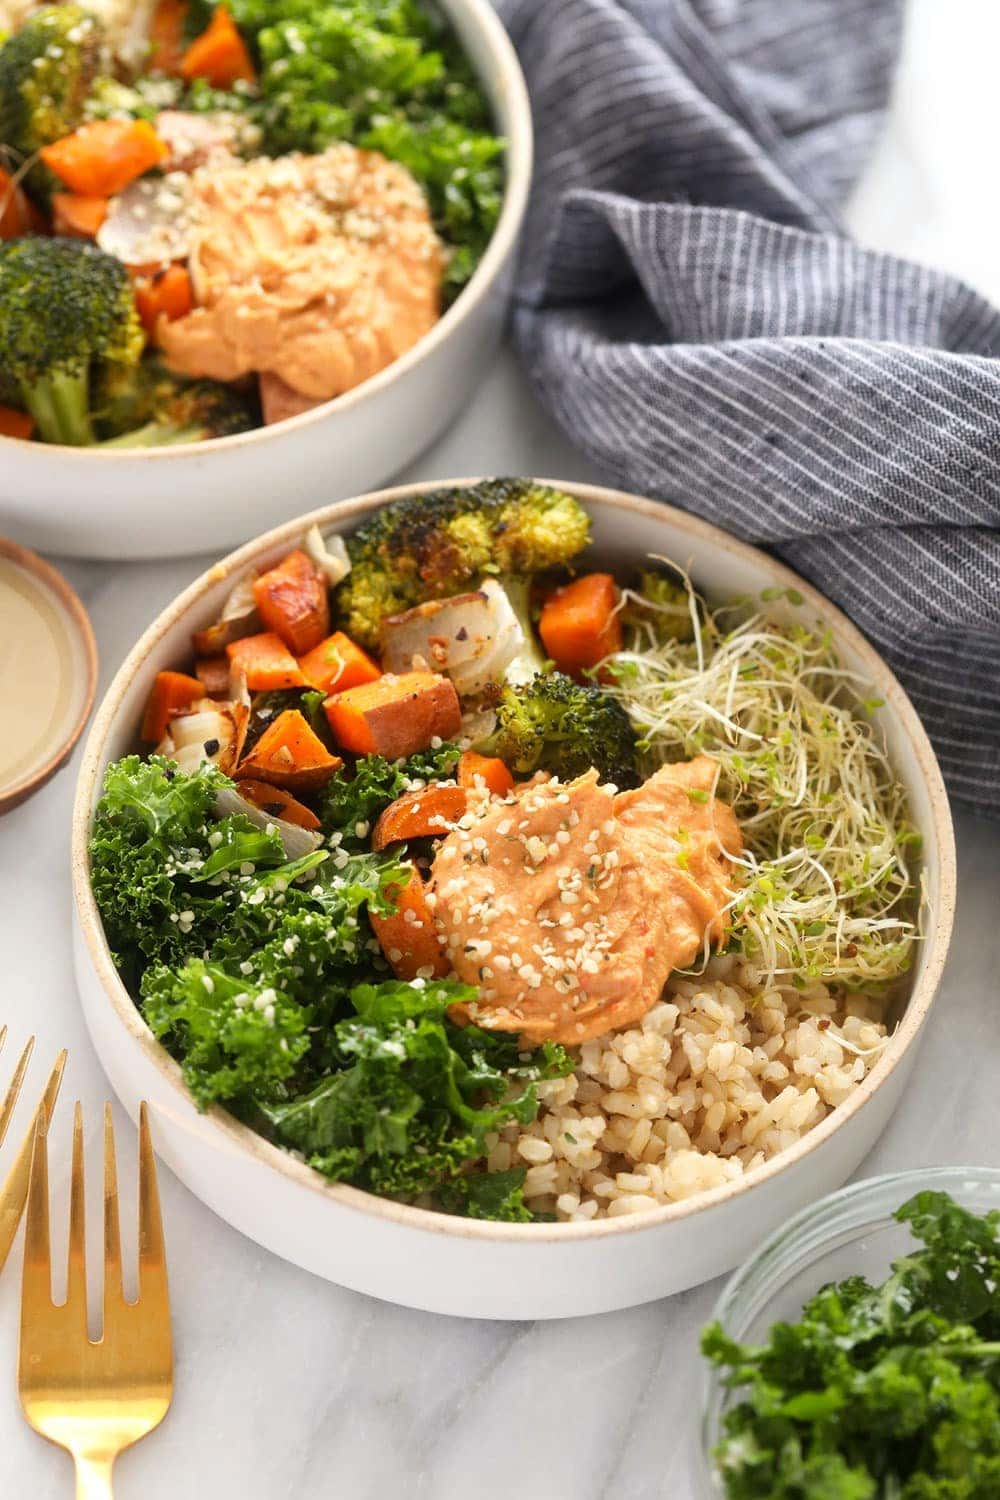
71, 480, 956, 1319
0, 0, 532, 561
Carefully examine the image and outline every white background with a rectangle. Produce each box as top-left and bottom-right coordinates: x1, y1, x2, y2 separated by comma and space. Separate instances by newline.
2, 1, 999, 1494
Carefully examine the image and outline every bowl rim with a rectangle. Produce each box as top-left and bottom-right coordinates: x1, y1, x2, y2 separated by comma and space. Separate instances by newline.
710, 1164, 1000, 1333
0, 0, 533, 464
71, 478, 958, 1243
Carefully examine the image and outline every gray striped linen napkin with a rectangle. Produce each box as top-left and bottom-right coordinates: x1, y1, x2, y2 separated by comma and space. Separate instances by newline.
496, 0, 1000, 815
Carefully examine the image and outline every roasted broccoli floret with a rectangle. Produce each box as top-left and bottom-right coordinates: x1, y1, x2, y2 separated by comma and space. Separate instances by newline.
96, 360, 258, 447
477, 671, 640, 788
336, 479, 591, 648
0, 237, 143, 446
83, 74, 182, 123
0, 6, 105, 199
620, 568, 696, 645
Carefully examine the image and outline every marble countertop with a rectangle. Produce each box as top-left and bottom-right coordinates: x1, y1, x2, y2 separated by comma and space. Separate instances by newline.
2, 2, 999, 1494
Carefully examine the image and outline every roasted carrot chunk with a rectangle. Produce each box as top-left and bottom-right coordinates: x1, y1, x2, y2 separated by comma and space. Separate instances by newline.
457, 751, 514, 798
180, 5, 256, 88
236, 778, 321, 831
149, 0, 189, 72
324, 671, 461, 759
0, 167, 41, 239
235, 709, 341, 792
191, 605, 261, 659
372, 785, 468, 851
134, 263, 193, 335
539, 573, 622, 679
0, 169, 22, 240
41, 120, 169, 198
251, 550, 329, 656
141, 669, 205, 742
193, 654, 231, 697
125, 261, 168, 280
369, 866, 449, 981
0, 406, 35, 441
51, 192, 108, 239
297, 631, 381, 695
225, 632, 306, 692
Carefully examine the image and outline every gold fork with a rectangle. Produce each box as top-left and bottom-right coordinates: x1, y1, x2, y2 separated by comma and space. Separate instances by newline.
0, 1027, 67, 1275
19, 1102, 174, 1497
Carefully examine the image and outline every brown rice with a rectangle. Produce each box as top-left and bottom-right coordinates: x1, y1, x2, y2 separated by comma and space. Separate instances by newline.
486, 954, 889, 1221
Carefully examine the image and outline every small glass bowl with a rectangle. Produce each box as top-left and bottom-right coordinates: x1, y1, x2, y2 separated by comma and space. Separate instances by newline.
695, 1166, 1000, 1500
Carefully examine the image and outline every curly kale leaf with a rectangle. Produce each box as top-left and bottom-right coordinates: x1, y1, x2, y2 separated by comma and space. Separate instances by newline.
893, 1190, 1000, 1328
702, 1191, 1000, 1500
207, 848, 406, 1010
142, 960, 309, 1108
90, 753, 224, 839
190, 824, 291, 883
319, 744, 460, 846
137, 850, 410, 1109
259, 978, 571, 1208
437, 1169, 533, 1223
91, 755, 409, 1101
88, 755, 268, 979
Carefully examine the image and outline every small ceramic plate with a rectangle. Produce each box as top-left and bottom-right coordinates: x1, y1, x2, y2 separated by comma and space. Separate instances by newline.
0, 539, 98, 813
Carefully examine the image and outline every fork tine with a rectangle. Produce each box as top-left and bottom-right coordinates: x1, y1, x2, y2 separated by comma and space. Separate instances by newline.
19, 1102, 175, 1479
0, 1034, 34, 1150
20, 1113, 52, 1310
0, 1050, 67, 1276
103, 1102, 123, 1307
137, 1103, 169, 1311
65, 1103, 88, 1325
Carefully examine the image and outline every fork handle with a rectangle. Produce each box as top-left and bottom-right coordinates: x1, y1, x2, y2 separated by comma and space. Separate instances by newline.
74, 1455, 114, 1498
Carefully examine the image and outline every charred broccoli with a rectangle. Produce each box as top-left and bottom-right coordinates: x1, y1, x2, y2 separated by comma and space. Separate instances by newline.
336, 480, 591, 648
83, 74, 182, 123
0, 237, 143, 446
620, 568, 696, 645
97, 360, 258, 447
477, 671, 640, 788
0, 6, 105, 200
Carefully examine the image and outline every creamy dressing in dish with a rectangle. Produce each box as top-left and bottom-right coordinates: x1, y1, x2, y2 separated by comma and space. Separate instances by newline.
0, 556, 82, 793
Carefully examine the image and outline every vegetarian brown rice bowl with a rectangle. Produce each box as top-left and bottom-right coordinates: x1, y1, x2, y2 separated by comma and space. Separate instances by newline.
71, 480, 956, 1318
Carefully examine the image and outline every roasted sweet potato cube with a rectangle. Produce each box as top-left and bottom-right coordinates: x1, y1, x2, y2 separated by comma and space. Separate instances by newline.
235, 709, 341, 792
372, 785, 469, 850
236, 778, 322, 831
297, 631, 381, 695
180, 3, 257, 87
252, 550, 330, 655
140, 670, 205, 742
539, 572, 622, 679
193, 654, 231, 697
457, 751, 515, 797
225, 632, 306, 692
369, 865, 449, 980
323, 671, 461, 759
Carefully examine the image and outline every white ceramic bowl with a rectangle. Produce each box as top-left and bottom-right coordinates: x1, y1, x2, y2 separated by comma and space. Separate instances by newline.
0, 0, 532, 562
71, 480, 957, 1319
